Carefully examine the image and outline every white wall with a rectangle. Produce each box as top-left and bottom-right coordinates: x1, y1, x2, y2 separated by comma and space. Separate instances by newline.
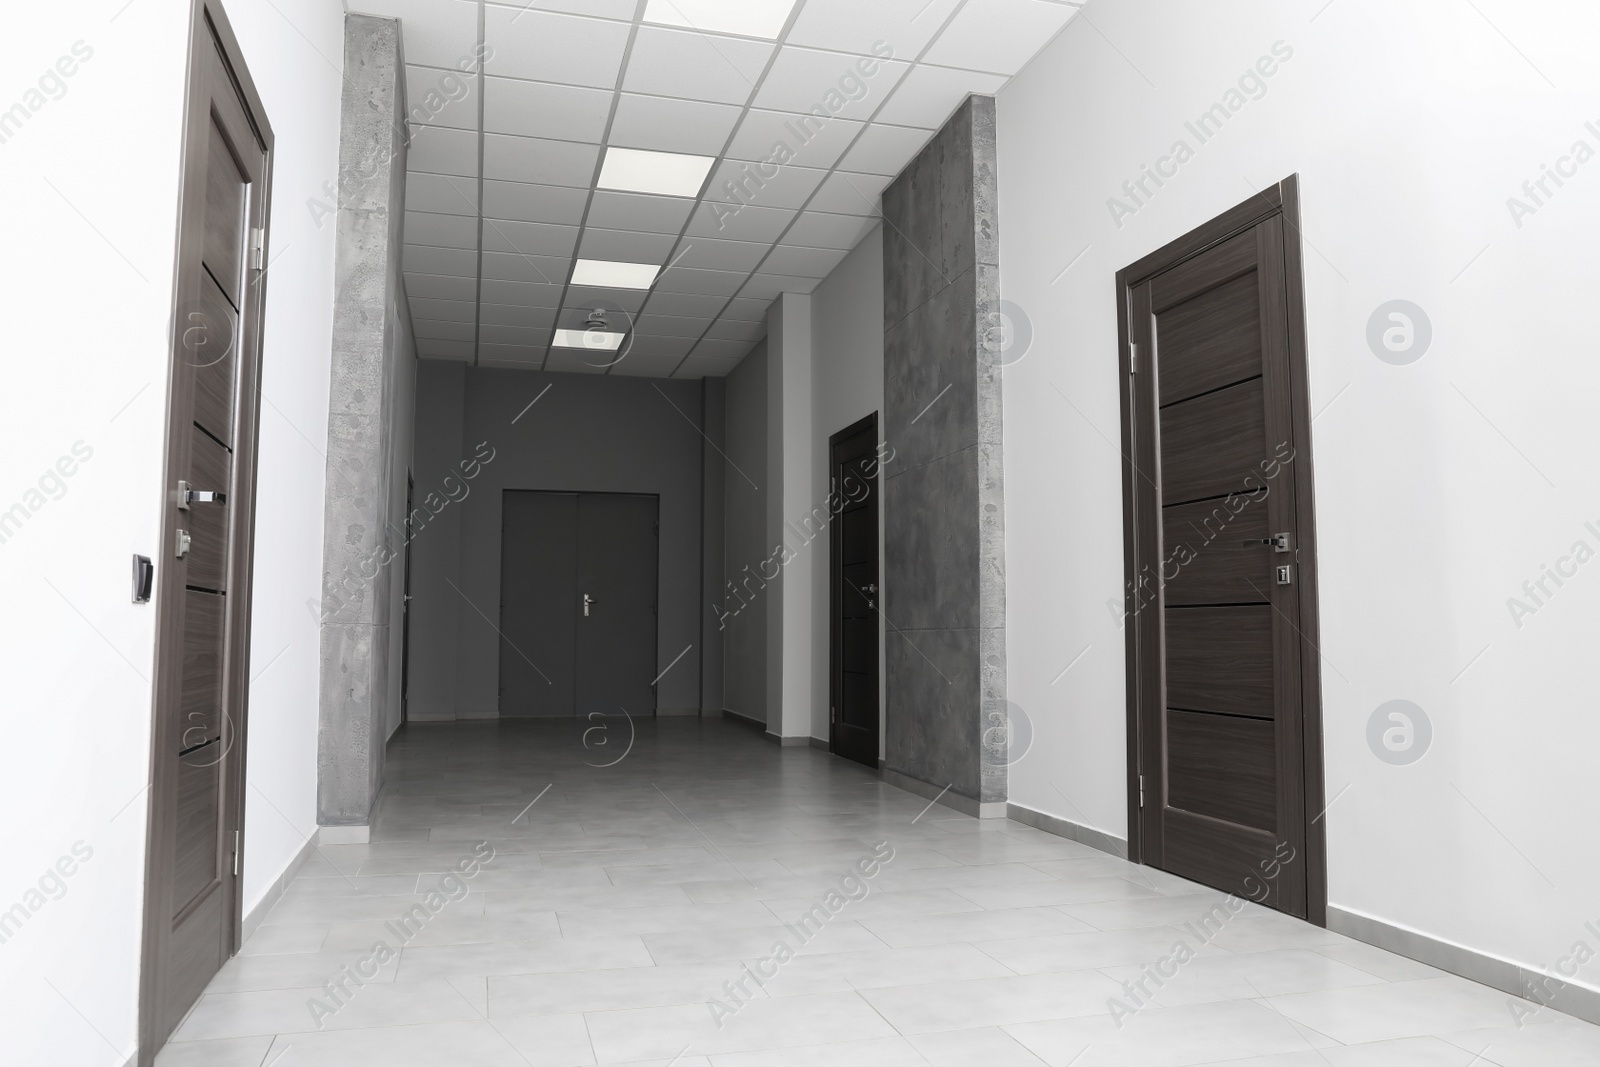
0, 0, 342, 1060
998, 0, 1600, 997
808, 228, 886, 745
722, 341, 769, 723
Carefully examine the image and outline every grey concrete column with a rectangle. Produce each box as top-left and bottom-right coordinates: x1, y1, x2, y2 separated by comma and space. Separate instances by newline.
317, 14, 411, 831
880, 95, 1007, 816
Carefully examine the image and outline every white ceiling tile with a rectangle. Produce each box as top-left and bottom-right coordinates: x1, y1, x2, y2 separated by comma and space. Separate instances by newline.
726, 109, 863, 170
406, 273, 478, 300
609, 94, 743, 156
479, 343, 547, 365
838, 123, 928, 176
642, 291, 729, 318
705, 318, 766, 342
484, 7, 631, 88
672, 237, 770, 273
482, 180, 589, 224
352, 0, 478, 68
786, 0, 963, 57
609, 350, 691, 378
415, 319, 476, 342
491, 0, 636, 19
568, 285, 648, 313
753, 46, 910, 121
405, 211, 479, 250
706, 160, 827, 210
480, 324, 553, 347
721, 297, 772, 321
807, 170, 891, 214
408, 125, 479, 178
762, 244, 849, 278
406, 173, 479, 216
484, 77, 613, 141
404, 244, 478, 276
587, 191, 697, 234
481, 251, 571, 284
784, 211, 878, 250
408, 297, 476, 322
480, 304, 557, 329
482, 218, 579, 258
577, 227, 679, 264
740, 272, 820, 300
675, 354, 744, 378
923, 0, 1081, 76
655, 266, 746, 298
642, 0, 799, 39
544, 349, 614, 375
624, 26, 774, 106
483, 134, 600, 187
634, 314, 714, 338
692, 338, 755, 360
622, 335, 697, 359
685, 201, 796, 242
405, 66, 479, 131
481, 279, 565, 307
875, 64, 1007, 129
416, 337, 476, 361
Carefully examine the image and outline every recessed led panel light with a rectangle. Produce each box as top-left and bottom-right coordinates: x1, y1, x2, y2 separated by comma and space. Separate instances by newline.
643, 0, 798, 39
553, 329, 627, 351
598, 147, 716, 198
572, 259, 661, 290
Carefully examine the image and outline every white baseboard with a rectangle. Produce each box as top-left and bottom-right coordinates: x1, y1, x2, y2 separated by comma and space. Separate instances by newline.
1005, 802, 1129, 859
318, 824, 369, 845
241, 832, 320, 943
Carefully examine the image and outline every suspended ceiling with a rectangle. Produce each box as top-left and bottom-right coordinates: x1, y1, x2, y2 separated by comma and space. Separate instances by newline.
349, 0, 1084, 378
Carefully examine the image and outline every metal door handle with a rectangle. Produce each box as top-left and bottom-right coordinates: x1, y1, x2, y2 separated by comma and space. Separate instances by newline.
583, 593, 597, 617
1243, 533, 1291, 552
863, 583, 878, 593
176, 480, 227, 508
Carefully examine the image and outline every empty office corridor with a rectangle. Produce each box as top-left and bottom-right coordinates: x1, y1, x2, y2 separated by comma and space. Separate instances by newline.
152, 719, 1599, 1066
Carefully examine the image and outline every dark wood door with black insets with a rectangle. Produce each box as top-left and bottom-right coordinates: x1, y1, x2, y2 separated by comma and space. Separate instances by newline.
1117, 176, 1326, 922
141, 4, 273, 1061
499, 491, 659, 717
829, 414, 880, 768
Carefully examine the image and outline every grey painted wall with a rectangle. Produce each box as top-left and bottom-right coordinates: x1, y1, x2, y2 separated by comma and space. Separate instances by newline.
316, 14, 414, 827
721, 339, 769, 723
700, 378, 726, 713
408, 367, 708, 718
880, 95, 1008, 808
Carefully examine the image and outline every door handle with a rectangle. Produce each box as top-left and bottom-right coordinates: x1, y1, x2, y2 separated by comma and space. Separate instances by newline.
863, 583, 878, 593
1243, 533, 1291, 552
176, 480, 227, 509
583, 593, 597, 617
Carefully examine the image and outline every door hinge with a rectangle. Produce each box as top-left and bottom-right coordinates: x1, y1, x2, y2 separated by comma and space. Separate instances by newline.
1129, 342, 1138, 374
249, 228, 265, 271
1138, 774, 1145, 808
232, 830, 240, 876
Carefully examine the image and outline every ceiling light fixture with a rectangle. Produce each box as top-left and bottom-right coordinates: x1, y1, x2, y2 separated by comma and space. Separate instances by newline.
642, 0, 798, 40
597, 146, 716, 198
572, 258, 660, 290
553, 329, 626, 351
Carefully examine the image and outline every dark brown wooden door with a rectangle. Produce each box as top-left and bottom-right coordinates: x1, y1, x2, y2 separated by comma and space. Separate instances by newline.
1119, 179, 1324, 920
830, 414, 880, 768
141, 6, 272, 1060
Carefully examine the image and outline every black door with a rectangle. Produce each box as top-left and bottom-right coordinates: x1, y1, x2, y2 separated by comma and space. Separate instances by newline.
830, 414, 881, 768
1118, 176, 1326, 921
499, 491, 659, 717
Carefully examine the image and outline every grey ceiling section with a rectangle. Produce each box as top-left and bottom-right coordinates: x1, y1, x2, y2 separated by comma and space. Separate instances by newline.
352, 0, 1083, 379
318, 15, 416, 828
880, 95, 1007, 814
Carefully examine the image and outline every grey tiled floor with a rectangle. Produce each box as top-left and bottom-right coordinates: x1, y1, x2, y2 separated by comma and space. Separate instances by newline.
158, 718, 1600, 1066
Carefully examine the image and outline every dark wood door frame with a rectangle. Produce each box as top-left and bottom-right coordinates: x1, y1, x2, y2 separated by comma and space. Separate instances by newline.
828, 412, 881, 768
139, 2, 273, 1061
1115, 175, 1327, 925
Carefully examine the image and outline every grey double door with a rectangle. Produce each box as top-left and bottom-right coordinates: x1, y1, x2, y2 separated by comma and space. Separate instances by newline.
499, 491, 659, 717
